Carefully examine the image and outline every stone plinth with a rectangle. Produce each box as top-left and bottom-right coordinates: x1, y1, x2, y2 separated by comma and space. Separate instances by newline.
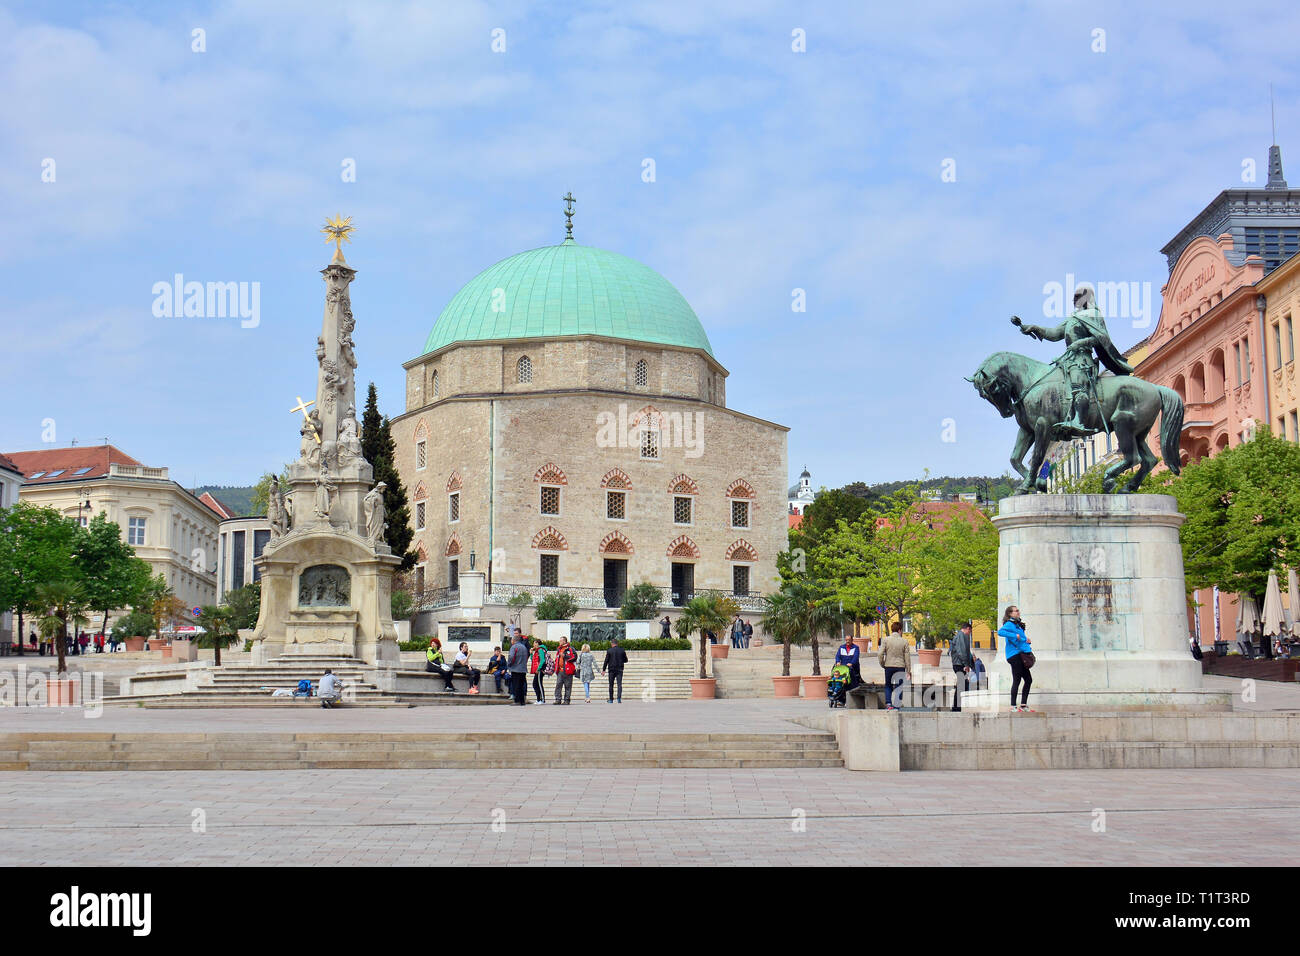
964, 494, 1231, 713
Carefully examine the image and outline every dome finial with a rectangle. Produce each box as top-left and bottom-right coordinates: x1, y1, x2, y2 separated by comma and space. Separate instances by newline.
562, 191, 576, 242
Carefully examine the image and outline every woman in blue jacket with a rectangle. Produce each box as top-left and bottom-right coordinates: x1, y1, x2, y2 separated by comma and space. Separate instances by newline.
997, 605, 1034, 712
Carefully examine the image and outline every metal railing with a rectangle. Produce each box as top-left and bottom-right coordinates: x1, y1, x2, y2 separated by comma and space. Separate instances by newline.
412, 586, 460, 611
483, 583, 767, 613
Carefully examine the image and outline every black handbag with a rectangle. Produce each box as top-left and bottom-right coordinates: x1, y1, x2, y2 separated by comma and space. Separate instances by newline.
1021, 651, 1036, 669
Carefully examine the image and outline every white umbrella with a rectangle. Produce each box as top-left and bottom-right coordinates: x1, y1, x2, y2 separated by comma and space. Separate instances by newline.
1236, 593, 1261, 637
1287, 568, 1299, 635
1261, 571, 1285, 638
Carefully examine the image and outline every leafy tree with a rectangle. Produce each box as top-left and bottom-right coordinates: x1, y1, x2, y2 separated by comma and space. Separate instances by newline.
618, 582, 663, 620
35, 580, 90, 676
225, 582, 262, 631
111, 610, 154, 641
788, 487, 873, 577
195, 605, 240, 666
815, 485, 929, 632
360, 382, 416, 569
535, 591, 579, 621
76, 513, 152, 636
0, 503, 82, 651
506, 591, 532, 629
1164, 426, 1300, 599
249, 467, 291, 516
390, 589, 414, 621
914, 516, 999, 647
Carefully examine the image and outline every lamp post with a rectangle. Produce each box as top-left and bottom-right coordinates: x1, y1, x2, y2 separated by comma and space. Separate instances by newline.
77, 485, 92, 527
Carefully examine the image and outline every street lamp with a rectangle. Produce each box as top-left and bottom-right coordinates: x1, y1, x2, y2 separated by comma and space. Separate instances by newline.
77, 485, 92, 527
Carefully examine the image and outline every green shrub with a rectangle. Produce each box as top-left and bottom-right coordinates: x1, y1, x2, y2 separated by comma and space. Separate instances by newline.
111, 610, 154, 640
535, 592, 579, 621
391, 590, 415, 621
618, 582, 664, 620
399, 635, 433, 651
242, 639, 253, 652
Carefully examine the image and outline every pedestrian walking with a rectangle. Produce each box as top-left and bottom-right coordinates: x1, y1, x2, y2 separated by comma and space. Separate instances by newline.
552, 636, 577, 704
998, 605, 1034, 713
879, 622, 912, 710
529, 639, 548, 703
731, 615, 744, 649
742, 620, 753, 649
77, 631, 89, 655
602, 637, 629, 703
94, 632, 105, 654
0, 627, 11, 657
660, 615, 672, 640
950, 622, 975, 712
507, 629, 529, 705
577, 643, 597, 702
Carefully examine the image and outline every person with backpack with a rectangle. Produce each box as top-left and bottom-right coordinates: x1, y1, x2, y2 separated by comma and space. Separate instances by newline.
997, 605, 1034, 713
601, 637, 629, 703
577, 642, 598, 703
950, 622, 975, 712
453, 641, 481, 695
529, 639, 548, 704
551, 637, 578, 705
426, 637, 457, 692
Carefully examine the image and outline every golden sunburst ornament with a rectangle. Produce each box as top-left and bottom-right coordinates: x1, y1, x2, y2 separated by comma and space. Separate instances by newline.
322, 215, 355, 263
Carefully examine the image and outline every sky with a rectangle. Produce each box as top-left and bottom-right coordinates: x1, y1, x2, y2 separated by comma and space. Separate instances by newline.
2, 0, 1298, 492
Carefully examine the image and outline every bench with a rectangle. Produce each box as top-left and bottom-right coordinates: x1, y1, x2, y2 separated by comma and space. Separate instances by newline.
844, 679, 961, 710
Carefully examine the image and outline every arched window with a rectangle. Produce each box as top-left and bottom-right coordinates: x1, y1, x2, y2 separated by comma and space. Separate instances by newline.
431, 370, 439, 397
517, 355, 533, 384
635, 359, 648, 387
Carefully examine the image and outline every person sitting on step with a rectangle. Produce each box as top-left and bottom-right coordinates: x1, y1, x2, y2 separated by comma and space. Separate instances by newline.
426, 638, 456, 692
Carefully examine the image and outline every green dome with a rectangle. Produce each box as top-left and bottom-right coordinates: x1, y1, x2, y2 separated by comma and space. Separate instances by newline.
423, 241, 713, 357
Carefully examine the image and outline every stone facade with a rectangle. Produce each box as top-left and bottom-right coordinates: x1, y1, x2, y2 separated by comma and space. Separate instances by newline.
1258, 249, 1300, 444
217, 516, 273, 599
392, 340, 787, 609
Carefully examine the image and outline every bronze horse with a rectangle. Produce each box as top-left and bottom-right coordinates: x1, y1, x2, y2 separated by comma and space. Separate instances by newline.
968, 351, 1183, 494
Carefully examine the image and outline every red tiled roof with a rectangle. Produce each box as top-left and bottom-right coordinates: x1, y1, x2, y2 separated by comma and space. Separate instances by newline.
788, 513, 803, 529
3, 445, 142, 484
198, 492, 237, 519
0, 452, 20, 476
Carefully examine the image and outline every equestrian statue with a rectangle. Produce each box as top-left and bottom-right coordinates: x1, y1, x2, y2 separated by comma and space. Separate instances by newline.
966, 284, 1184, 495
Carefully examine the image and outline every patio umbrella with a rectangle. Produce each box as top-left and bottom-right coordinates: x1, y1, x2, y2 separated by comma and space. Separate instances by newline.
1262, 571, 1285, 638
1235, 593, 1261, 638
1287, 567, 1299, 635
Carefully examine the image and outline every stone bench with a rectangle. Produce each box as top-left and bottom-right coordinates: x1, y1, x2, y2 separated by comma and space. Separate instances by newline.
846, 680, 959, 710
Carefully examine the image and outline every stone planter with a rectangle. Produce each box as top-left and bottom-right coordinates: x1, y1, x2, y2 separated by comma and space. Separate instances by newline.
802, 674, 831, 699
771, 675, 803, 697
689, 678, 717, 699
853, 638, 872, 655
917, 648, 942, 667
709, 643, 730, 659
147, 638, 167, 652
124, 637, 146, 652
46, 677, 78, 706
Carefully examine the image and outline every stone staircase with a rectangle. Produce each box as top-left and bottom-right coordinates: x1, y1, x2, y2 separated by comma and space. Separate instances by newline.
101, 655, 508, 708
0, 731, 845, 770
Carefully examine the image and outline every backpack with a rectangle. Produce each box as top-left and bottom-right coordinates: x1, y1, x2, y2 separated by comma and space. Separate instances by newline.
543, 654, 556, 676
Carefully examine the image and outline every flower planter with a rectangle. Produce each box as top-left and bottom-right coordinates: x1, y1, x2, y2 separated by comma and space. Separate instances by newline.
709, 643, 730, 660
771, 675, 803, 698
46, 677, 79, 707
802, 674, 831, 699
689, 678, 717, 699
852, 638, 872, 655
147, 639, 167, 652
124, 637, 146, 652
917, 648, 942, 667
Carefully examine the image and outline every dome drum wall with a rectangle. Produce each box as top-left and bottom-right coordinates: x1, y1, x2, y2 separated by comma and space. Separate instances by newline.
404, 338, 725, 412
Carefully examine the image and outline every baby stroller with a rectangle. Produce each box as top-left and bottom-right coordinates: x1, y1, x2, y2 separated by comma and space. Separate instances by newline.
827, 663, 853, 708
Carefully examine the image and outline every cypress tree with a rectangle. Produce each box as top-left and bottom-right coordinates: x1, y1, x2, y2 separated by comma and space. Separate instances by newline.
359, 382, 416, 570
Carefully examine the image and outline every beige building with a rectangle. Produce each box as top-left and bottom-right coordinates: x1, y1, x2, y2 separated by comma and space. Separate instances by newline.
390, 233, 788, 625
1258, 251, 1300, 443
217, 515, 273, 600
4, 444, 219, 613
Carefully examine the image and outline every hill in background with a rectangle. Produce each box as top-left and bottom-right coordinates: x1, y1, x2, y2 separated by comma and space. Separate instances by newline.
193, 485, 257, 517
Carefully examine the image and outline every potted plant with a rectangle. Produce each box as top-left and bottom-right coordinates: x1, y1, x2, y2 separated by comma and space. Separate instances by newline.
710, 632, 730, 659
112, 610, 153, 651
761, 587, 802, 697
916, 630, 943, 668
36, 581, 89, 706
195, 605, 242, 666
680, 592, 737, 699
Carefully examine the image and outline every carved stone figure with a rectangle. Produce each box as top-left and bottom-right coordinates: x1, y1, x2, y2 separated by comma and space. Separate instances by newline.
340, 335, 357, 370
315, 335, 325, 364
300, 408, 322, 462
363, 482, 387, 544
338, 406, 363, 465
314, 468, 336, 520
268, 476, 290, 539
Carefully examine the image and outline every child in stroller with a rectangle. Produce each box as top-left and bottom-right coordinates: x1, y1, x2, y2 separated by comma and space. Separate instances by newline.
827, 663, 853, 708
